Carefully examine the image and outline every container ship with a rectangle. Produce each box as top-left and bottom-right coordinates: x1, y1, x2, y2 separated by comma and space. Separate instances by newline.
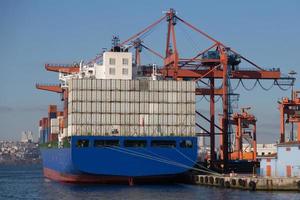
37, 8, 293, 183
37, 39, 198, 183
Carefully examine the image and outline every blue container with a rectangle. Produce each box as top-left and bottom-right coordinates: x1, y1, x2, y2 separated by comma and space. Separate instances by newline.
49, 112, 57, 119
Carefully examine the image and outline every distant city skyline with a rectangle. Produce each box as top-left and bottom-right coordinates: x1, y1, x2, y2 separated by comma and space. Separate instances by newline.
0, 0, 299, 142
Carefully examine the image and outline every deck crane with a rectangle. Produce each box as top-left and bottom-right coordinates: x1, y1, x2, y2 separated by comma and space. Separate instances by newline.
37, 8, 295, 172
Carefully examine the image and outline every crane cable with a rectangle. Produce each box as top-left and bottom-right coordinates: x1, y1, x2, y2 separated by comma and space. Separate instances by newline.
196, 96, 205, 103
274, 80, 292, 91
203, 95, 222, 103
257, 79, 274, 91
240, 79, 258, 91
231, 79, 242, 91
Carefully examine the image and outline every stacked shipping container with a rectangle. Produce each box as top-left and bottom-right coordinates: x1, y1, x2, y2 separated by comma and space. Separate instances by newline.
67, 79, 196, 136
39, 117, 49, 143
39, 106, 64, 143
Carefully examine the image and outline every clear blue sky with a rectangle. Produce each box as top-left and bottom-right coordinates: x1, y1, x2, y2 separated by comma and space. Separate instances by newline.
0, 0, 299, 142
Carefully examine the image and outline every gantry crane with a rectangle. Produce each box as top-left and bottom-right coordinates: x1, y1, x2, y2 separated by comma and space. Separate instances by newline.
37, 8, 295, 171
222, 107, 257, 161
279, 91, 300, 143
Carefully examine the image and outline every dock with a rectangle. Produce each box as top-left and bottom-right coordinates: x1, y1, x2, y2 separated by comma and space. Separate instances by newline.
192, 174, 300, 191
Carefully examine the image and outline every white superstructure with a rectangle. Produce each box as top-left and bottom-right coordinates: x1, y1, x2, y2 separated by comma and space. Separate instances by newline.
95, 51, 132, 80
59, 51, 133, 89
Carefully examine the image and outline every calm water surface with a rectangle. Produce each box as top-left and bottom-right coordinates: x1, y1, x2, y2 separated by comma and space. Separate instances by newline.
0, 164, 299, 200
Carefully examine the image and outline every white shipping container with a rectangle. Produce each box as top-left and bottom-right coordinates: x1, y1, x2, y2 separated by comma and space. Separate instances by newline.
68, 79, 73, 91
106, 91, 112, 102
120, 80, 126, 90
115, 79, 121, 90
81, 113, 87, 124
91, 79, 97, 90
96, 114, 101, 124
87, 102, 92, 112
50, 118, 59, 127
96, 79, 101, 90
120, 91, 126, 102
153, 92, 159, 102
120, 114, 126, 125
125, 91, 132, 102
179, 104, 186, 114
103, 79, 110, 90
115, 114, 121, 125
111, 79, 116, 90
155, 103, 160, 114
178, 115, 186, 125
86, 114, 92, 125
91, 125, 96, 135
129, 114, 136, 125
105, 114, 112, 125
91, 113, 97, 125
111, 91, 116, 102
149, 81, 154, 91
68, 90, 73, 102
181, 81, 187, 92
86, 79, 92, 90
141, 91, 146, 102
188, 81, 195, 92
51, 127, 59, 134
158, 92, 164, 102
125, 114, 131, 125
73, 90, 83, 101
158, 103, 164, 114
160, 103, 166, 114
116, 91, 121, 101
134, 91, 140, 102
135, 114, 140, 125
124, 80, 129, 91
130, 103, 135, 114
139, 114, 149, 125
140, 102, 147, 113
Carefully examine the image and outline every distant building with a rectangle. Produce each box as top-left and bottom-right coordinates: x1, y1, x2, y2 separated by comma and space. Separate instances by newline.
260, 142, 300, 177
21, 131, 34, 143
256, 143, 277, 156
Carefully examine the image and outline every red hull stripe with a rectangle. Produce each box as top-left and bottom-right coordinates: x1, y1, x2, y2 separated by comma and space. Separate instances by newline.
43, 167, 183, 184
43, 167, 129, 184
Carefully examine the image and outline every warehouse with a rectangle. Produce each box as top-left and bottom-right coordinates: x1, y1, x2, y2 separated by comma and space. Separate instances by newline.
260, 142, 300, 177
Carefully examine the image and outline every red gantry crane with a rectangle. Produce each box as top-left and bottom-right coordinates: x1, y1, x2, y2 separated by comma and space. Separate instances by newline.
37, 8, 295, 172
223, 107, 257, 161
279, 91, 300, 143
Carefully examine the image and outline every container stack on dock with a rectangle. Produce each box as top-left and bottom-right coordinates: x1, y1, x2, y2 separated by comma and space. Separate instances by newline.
67, 78, 196, 136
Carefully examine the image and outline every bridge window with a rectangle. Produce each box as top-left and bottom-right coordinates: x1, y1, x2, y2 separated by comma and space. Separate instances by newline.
76, 139, 89, 148
109, 68, 115, 75
109, 58, 116, 65
151, 140, 176, 148
124, 140, 147, 148
122, 58, 129, 65
94, 140, 120, 147
180, 140, 193, 148
122, 68, 128, 75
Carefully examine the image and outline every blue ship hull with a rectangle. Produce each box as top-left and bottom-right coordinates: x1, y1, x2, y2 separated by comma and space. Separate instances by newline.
41, 136, 198, 183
